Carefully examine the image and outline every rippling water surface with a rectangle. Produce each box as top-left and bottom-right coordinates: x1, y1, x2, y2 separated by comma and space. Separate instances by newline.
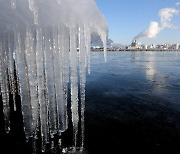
85, 51, 180, 154
1, 51, 180, 154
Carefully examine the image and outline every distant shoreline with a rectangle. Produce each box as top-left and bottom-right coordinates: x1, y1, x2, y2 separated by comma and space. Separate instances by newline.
91, 48, 180, 52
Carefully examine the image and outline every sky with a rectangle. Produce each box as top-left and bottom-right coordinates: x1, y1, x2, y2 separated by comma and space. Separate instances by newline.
96, 0, 180, 45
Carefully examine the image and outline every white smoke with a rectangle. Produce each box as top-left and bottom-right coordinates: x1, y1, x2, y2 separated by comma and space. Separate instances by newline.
134, 22, 161, 39
134, 7, 179, 40
176, 2, 180, 6
159, 8, 179, 29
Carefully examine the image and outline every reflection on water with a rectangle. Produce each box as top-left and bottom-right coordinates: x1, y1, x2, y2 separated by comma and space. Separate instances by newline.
85, 51, 180, 154
88, 51, 180, 102
138, 52, 167, 93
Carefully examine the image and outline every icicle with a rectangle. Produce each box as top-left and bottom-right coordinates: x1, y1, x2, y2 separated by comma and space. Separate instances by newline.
24, 28, 39, 136
0, 34, 10, 133
11, 0, 16, 9
54, 25, 68, 133
52, 26, 63, 133
70, 26, 79, 147
79, 26, 87, 149
7, 31, 16, 111
14, 30, 32, 139
35, 28, 49, 151
44, 27, 57, 135
61, 27, 70, 131
84, 26, 91, 74
100, 31, 107, 62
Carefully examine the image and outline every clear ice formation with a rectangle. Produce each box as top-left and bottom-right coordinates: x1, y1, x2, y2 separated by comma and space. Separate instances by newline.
0, 0, 108, 153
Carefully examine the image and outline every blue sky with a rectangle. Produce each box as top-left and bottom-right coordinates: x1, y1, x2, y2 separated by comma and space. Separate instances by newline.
96, 0, 180, 45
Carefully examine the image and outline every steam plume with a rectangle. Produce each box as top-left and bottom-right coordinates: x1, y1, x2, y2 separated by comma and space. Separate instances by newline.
159, 8, 179, 28
134, 8, 179, 40
176, 2, 180, 6
134, 22, 161, 39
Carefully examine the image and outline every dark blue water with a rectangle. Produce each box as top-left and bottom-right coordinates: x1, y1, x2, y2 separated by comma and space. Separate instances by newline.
85, 51, 180, 154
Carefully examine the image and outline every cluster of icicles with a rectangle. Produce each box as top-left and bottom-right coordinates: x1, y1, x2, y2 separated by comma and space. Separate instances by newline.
0, 0, 107, 153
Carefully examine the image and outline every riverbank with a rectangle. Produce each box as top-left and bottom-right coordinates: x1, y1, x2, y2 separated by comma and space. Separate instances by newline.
91, 48, 180, 52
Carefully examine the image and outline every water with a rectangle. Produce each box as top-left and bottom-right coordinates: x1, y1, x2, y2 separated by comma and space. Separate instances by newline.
88, 51, 180, 101
1, 51, 180, 153
85, 51, 180, 154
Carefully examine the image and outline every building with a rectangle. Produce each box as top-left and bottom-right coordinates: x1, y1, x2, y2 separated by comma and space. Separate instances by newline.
126, 40, 141, 50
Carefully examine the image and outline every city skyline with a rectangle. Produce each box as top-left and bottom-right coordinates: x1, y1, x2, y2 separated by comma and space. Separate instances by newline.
96, 0, 180, 45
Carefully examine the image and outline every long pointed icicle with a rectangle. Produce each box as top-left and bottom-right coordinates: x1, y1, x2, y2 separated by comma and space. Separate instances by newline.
53, 26, 62, 134
100, 31, 107, 62
84, 26, 91, 74
24, 28, 39, 136
36, 28, 49, 152
0, 34, 10, 133
79, 26, 87, 149
14, 30, 32, 139
61, 27, 69, 132
70, 27, 79, 148
54, 26, 66, 133
44, 27, 57, 135
7, 31, 16, 111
